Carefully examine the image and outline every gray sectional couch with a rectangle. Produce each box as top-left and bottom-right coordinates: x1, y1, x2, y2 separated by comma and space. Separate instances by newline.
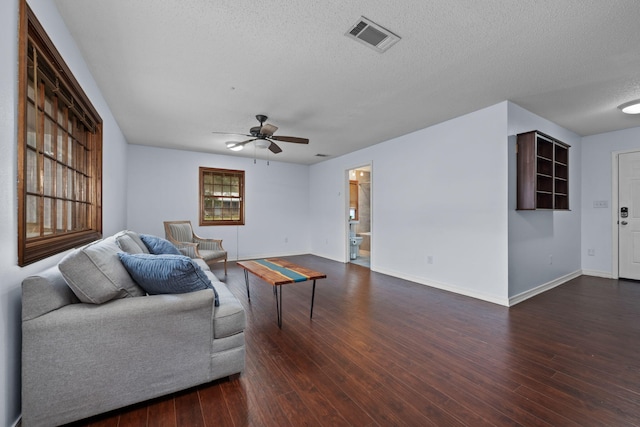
21, 230, 246, 427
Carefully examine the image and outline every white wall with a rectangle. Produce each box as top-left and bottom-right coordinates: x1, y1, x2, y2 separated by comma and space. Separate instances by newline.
0, 2, 21, 424
581, 126, 640, 276
1, 1, 130, 425
310, 103, 511, 305
126, 145, 311, 261
507, 102, 582, 300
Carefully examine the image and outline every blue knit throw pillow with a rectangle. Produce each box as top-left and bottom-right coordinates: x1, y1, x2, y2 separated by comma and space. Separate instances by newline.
118, 253, 219, 306
139, 234, 182, 255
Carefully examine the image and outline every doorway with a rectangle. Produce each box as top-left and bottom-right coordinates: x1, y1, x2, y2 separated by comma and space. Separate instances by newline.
347, 165, 371, 268
617, 151, 640, 279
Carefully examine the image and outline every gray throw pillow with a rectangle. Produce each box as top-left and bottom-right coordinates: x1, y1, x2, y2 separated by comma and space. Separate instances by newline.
118, 253, 219, 306
59, 237, 145, 304
114, 230, 149, 254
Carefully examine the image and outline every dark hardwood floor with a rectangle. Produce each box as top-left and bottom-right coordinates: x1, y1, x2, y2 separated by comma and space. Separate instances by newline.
67, 255, 640, 426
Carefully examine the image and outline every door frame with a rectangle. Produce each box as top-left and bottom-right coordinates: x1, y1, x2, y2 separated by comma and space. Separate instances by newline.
611, 149, 640, 279
344, 162, 373, 264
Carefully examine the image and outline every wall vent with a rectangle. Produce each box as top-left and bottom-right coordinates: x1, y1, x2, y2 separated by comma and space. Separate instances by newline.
345, 16, 400, 53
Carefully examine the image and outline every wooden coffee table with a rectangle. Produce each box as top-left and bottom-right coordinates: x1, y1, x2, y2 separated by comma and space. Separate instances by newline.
236, 258, 326, 328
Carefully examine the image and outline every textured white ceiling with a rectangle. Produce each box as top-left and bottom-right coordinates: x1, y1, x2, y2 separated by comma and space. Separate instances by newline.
53, 0, 640, 164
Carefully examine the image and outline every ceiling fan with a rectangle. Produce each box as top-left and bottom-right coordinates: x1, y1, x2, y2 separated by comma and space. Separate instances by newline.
214, 114, 309, 154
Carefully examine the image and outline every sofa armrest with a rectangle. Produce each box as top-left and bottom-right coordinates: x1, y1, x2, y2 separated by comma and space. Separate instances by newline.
22, 290, 215, 427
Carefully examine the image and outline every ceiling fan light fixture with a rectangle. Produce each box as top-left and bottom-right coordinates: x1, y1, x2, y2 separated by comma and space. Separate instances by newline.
226, 141, 244, 151
254, 138, 270, 149
618, 99, 640, 114
215, 115, 308, 155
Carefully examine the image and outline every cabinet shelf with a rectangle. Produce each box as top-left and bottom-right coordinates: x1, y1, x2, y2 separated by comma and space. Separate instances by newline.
517, 131, 570, 210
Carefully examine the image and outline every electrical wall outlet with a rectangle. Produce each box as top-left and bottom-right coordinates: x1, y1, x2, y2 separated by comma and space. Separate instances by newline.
427, 255, 433, 264
593, 200, 609, 208
587, 248, 595, 256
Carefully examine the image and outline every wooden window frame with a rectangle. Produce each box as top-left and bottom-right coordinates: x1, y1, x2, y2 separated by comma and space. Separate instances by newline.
17, 1, 103, 266
199, 167, 245, 226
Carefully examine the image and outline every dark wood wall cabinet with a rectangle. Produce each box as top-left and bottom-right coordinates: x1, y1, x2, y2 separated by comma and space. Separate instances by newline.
516, 131, 570, 210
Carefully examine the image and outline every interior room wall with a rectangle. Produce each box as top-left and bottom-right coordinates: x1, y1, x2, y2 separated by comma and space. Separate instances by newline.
3, 6, 637, 426
581, 126, 640, 277
1, 1, 130, 425
0, 2, 21, 424
507, 102, 582, 301
310, 102, 511, 305
125, 145, 311, 261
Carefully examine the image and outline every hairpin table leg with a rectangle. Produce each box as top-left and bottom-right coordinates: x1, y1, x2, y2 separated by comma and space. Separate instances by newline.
274, 285, 283, 328
244, 269, 251, 302
310, 279, 316, 319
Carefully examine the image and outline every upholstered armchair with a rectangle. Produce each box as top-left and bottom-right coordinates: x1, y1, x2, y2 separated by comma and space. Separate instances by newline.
164, 220, 227, 275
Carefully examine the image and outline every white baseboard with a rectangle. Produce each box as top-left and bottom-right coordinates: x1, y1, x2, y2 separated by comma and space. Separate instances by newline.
508, 270, 582, 306
581, 269, 614, 279
285, 256, 590, 308
309, 251, 345, 263
372, 266, 510, 307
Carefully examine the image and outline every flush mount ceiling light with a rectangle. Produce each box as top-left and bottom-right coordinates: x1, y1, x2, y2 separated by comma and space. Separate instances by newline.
618, 99, 640, 114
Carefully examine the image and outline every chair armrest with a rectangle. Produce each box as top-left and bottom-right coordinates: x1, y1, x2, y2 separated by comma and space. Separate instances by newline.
175, 242, 202, 259
193, 237, 225, 252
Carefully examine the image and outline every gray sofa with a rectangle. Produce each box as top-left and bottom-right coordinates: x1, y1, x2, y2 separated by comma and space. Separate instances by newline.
21, 230, 246, 427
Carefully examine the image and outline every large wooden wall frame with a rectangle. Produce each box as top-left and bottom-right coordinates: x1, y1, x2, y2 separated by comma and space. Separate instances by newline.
17, 0, 103, 265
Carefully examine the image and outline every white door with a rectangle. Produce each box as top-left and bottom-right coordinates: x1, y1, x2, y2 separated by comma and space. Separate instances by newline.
618, 151, 640, 279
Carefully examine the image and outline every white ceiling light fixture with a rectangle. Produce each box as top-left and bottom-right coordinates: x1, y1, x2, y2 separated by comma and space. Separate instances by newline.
254, 138, 270, 149
618, 99, 640, 114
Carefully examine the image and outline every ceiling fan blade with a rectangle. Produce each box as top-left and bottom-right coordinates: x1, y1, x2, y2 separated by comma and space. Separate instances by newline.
260, 124, 278, 136
271, 135, 309, 144
226, 138, 255, 150
268, 141, 282, 154
212, 131, 252, 136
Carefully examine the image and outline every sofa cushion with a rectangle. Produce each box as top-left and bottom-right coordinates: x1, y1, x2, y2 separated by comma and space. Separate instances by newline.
208, 272, 246, 338
118, 253, 219, 306
140, 234, 182, 255
114, 230, 149, 254
59, 236, 145, 304
193, 257, 211, 272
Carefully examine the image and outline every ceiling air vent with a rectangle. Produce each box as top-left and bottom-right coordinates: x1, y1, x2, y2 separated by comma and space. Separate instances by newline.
345, 16, 400, 53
